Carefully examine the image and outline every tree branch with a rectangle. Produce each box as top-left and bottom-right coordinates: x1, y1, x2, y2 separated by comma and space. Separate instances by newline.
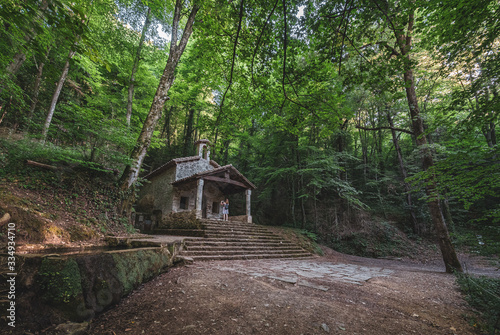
338, 0, 354, 74
215, 0, 245, 141
169, 0, 181, 55
281, 0, 288, 97
355, 125, 414, 135
251, 0, 279, 86
370, 0, 405, 54
220, 0, 245, 109
173, 3, 200, 61
343, 26, 372, 64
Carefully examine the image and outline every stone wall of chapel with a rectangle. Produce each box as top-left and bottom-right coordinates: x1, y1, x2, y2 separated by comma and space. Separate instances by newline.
175, 159, 214, 180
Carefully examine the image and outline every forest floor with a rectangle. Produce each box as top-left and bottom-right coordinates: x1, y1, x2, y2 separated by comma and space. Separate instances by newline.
85, 247, 499, 335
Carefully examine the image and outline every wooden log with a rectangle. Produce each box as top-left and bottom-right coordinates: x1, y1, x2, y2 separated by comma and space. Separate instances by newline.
26, 160, 58, 171
0, 212, 11, 227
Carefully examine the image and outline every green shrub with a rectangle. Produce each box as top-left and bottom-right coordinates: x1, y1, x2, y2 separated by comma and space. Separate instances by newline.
456, 273, 500, 334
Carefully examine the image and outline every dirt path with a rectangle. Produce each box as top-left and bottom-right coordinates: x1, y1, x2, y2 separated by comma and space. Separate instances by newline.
87, 248, 498, 335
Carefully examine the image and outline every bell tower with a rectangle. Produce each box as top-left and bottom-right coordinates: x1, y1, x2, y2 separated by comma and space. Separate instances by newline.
194, 139, 211, 160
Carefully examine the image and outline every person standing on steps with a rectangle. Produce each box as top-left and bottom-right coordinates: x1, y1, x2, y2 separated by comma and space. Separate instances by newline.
221, 198, 229, 221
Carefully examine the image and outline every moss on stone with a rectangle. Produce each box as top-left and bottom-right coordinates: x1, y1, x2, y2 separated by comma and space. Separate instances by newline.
37, 257, 83, 305
160, 211, 201, 230
111, 248, 171, 295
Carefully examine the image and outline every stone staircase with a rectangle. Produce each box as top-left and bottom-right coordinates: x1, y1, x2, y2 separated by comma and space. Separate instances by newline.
178, 219, 313, 261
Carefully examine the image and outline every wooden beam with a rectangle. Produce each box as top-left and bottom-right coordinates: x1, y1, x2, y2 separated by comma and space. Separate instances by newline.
203, 175, 247, 189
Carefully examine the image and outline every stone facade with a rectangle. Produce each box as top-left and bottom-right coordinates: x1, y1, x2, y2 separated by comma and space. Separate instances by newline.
175, 159, 214, 180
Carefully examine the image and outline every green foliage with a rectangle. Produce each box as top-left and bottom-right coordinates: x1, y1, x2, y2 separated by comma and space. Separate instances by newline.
0, 138, 82, 174
456, 273, 500, 334
420, 0, 500, 62
0, 137, 129, 176
297, 229, 318, 242
452, 224, 500, 256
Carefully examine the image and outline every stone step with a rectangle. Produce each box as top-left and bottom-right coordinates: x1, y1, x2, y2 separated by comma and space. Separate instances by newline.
202, 226, 272, 234
184, 246, 297, 253
150, 229, 205, 237
184, 244, 299, 251
177, 221, 313, 262
202, 222, 269, 229
204, 233, 280, 240
200, 221, 260, 228
184, 243, 295, 250
186, 253, 313, 261
184, 238, 293, 245
182, 249, 307, 256
201, 228, 277, 236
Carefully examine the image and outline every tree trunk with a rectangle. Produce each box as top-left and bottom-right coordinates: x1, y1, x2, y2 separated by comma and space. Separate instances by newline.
0, 101, 12, 124
441, 196, 455, 234
395, 9, 462, 272
387, 111, 420, 234
41, 48, 76, 144
27, 48, 50, 130
120, 0, 200, 191
222, 139, 230, 165
183, 106, 195, 156
3, 1, 49, 78
483, 121, 497, 148
161, 106, 174, 145
126, 7, 152, 127
5, 53, 27, 76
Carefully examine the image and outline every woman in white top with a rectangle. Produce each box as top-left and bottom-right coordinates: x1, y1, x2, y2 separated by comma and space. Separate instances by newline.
221, 199, 229, 221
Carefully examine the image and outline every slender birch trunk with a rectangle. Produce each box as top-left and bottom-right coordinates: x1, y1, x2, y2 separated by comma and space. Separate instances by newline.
27, 48, 51, 130
120, 0, 200, 191
41, 48, 76, 144
126, 7, 152, 127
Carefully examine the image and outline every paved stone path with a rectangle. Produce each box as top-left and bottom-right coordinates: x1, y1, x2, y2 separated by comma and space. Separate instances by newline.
196, 259, 393, 290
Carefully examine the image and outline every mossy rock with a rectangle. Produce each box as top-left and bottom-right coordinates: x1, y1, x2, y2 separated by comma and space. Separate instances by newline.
76, 253, 124, 318
111, 248, 172, 294
36, 257, 85, 320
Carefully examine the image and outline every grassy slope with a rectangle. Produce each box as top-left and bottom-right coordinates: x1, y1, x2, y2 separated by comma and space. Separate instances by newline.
0, 138, 133, 250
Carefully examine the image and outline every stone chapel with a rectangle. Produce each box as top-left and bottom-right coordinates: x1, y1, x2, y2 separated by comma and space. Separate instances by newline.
135, 139, 255, 228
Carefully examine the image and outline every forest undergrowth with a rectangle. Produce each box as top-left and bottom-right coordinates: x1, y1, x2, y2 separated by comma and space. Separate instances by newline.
0, 137, 133, 250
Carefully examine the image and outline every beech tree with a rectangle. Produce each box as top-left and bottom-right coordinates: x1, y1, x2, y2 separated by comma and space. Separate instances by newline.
303, 0, 465, 272
119, 0, 200, 191
41, 47, 77, 143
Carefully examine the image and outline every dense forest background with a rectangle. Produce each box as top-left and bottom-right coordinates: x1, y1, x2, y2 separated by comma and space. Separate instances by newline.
0, 0, 498, 263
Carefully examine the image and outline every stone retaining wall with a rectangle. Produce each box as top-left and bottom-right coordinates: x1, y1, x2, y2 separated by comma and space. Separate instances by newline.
8, 243, 181, 331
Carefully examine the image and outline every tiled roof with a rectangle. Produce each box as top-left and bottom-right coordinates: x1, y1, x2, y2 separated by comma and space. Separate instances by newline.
171, 164, 256, 190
